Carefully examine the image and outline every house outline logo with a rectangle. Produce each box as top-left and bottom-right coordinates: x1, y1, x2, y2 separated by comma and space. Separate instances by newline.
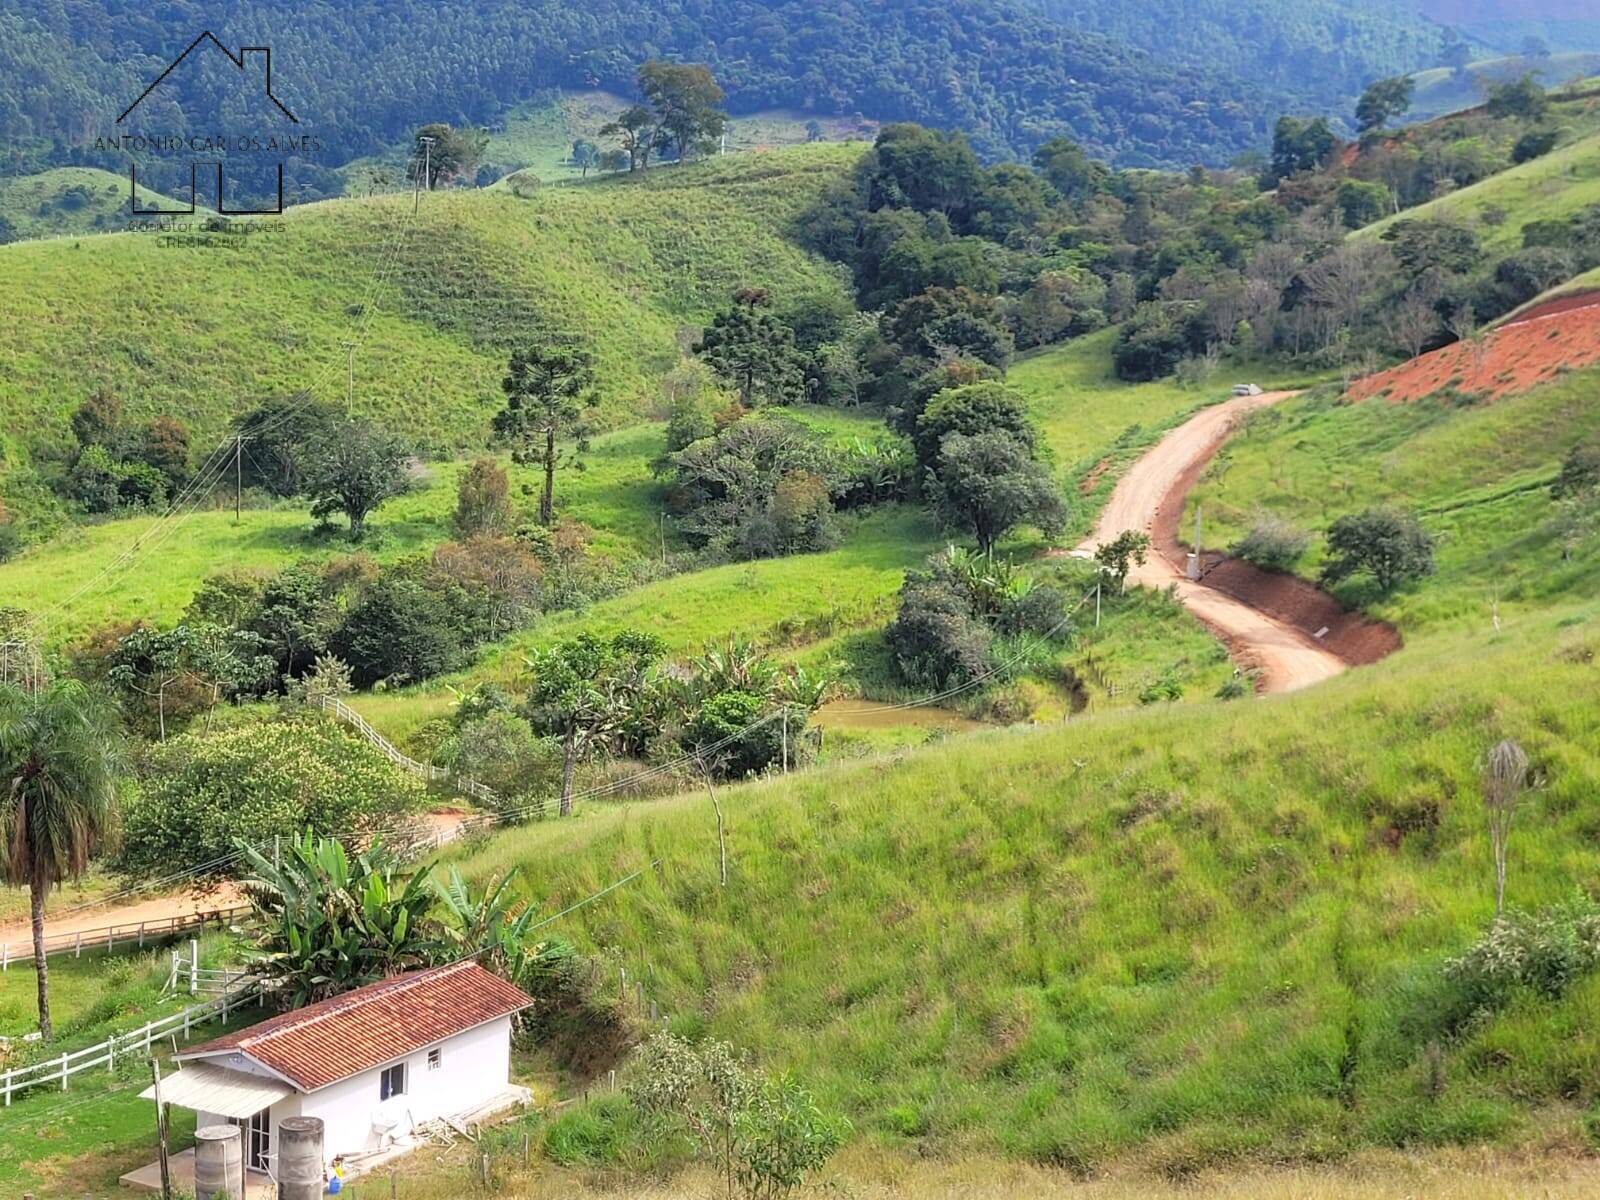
116, 31, 300, 217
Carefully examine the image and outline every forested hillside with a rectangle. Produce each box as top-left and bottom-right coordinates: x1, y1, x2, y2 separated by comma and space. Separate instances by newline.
4, 0, 1293, 183
1032, 0, 1444, 125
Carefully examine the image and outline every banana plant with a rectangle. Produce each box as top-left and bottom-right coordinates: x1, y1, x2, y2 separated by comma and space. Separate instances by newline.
238, 831, 440, 1007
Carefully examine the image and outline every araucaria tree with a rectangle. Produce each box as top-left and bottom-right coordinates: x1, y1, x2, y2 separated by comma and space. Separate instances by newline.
695, 289, 805, 408
0, 681, 124, 1039
493, 344, 599, 527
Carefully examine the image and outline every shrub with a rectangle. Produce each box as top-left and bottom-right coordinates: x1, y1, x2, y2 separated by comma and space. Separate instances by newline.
448, 710, 562, 804
1512, 129, 1560, 164
1319, 508, 1435, 595
886, 569, 995, 689
1445, 896, 1600, 1008
117, 712, 429, 878
1231, 514, 1310, 572
452, 457, 512, 537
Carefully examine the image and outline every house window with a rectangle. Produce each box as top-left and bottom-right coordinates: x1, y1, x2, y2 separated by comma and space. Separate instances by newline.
379, 1062, 406, 1101
427, 1048, 442, 1071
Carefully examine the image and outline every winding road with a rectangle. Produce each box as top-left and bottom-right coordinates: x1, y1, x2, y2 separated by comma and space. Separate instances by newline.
1075, 391, 1346, 693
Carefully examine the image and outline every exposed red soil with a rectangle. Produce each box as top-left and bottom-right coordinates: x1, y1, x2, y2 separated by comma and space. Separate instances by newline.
1348, 291, 1600, 405
1149, 445, 1401, 669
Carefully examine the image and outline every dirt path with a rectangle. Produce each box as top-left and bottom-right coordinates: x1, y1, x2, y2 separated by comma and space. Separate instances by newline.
0, 810, 475, 950
0, 883, 247, 948
1074, 392, 1347, 693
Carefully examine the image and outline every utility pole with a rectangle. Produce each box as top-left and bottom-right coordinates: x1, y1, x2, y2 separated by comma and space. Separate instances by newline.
1095, 579, 1101, 628
149, 1059, 172, 1200
1187, 505, 1203, 581
233, 434, 242, 525
781, 710, 789, 774
342, 341, 357, 420
415, 134, 437, 215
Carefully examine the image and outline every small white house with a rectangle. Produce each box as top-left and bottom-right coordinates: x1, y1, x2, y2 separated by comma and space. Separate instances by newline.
138, 961, 533, 1177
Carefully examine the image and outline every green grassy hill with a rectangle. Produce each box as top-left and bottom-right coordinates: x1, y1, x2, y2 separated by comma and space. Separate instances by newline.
0, 146, 858, 464
0, 167, 202, 241
412, 310, 1600, 1178
444, 589, 1600, 1173
1407, 56, 1600, 120
1359, 130, 1600, 252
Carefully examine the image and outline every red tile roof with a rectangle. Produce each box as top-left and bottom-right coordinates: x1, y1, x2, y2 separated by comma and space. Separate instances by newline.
178, 961, 532, 1091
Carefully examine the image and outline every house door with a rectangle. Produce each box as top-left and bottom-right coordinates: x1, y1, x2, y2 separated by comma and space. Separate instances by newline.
231, 1107, 272, 1172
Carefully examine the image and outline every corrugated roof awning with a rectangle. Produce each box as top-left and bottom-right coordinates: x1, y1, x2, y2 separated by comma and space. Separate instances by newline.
139, 1062, 293, 1118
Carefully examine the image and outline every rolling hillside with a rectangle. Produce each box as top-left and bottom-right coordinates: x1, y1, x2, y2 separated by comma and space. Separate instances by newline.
445, 588, 1600, 1173
415, 307, 1600, 1176
0, 145, 858, 464
1182, 328, 1600, 633
0, 167, 203, 241
1360, 129, 1600, 250
1407, 55, 1600, 119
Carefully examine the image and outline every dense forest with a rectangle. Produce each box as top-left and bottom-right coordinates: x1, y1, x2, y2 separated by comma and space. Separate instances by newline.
1033, 0, 1444, 117
3, 0, 1391, 194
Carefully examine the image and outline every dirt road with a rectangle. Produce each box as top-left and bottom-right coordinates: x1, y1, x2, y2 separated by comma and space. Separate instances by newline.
1076, 391, 1346, 693
0, 883, 247, 949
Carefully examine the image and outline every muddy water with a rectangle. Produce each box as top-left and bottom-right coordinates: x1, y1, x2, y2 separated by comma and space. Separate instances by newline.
811, 699, 986, 733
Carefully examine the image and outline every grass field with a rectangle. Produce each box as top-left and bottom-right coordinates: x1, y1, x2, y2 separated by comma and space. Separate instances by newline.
1181, 362, 1600, 629
0, 167, 202, 241
0, 421, 672, 645
0, 145, 858, 467
1360, 130, 1600, 252
437, 589, 1600, 1174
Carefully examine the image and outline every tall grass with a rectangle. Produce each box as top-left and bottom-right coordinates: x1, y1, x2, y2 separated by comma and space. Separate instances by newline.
437, 594, 1600, 1173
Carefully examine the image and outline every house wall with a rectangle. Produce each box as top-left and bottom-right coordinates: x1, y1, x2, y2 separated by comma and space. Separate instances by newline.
262, 1016, 514, 1167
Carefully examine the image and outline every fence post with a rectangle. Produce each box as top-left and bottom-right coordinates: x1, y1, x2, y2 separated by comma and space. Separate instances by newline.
139, 921, 146, 948
190, 938, 199, 994
74, 930, 82, 958
2, 941, 7, 971
108, 925, 115, 953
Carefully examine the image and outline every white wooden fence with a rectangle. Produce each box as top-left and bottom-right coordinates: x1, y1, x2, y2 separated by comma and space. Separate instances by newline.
0, 978, 264, 1107
0, 903, 253, 971
315, 694, 501, 809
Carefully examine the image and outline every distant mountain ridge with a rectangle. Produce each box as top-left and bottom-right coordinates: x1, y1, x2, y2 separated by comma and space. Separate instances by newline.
0, 0, 1412, 186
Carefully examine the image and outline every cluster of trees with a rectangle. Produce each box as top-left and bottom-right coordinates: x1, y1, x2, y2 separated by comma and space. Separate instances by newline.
233, 398, 413, 539
887, 547, 1069, 690
441, 633, 828, 818
798, 85, 1592, 397
600, 63, 726, 170
66, 459, 606, 733
55, 391, 191, 514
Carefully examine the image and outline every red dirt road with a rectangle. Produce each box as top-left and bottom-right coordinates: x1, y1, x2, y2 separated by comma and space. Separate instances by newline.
1076, 392, 1348, 693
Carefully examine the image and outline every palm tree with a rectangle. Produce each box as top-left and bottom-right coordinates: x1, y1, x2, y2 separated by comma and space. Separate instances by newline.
0, 680, 124, 1039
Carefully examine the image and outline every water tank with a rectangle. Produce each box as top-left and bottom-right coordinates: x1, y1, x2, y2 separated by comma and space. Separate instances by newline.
278, 1116, 327, 1200
193, 1125, 243, 1200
